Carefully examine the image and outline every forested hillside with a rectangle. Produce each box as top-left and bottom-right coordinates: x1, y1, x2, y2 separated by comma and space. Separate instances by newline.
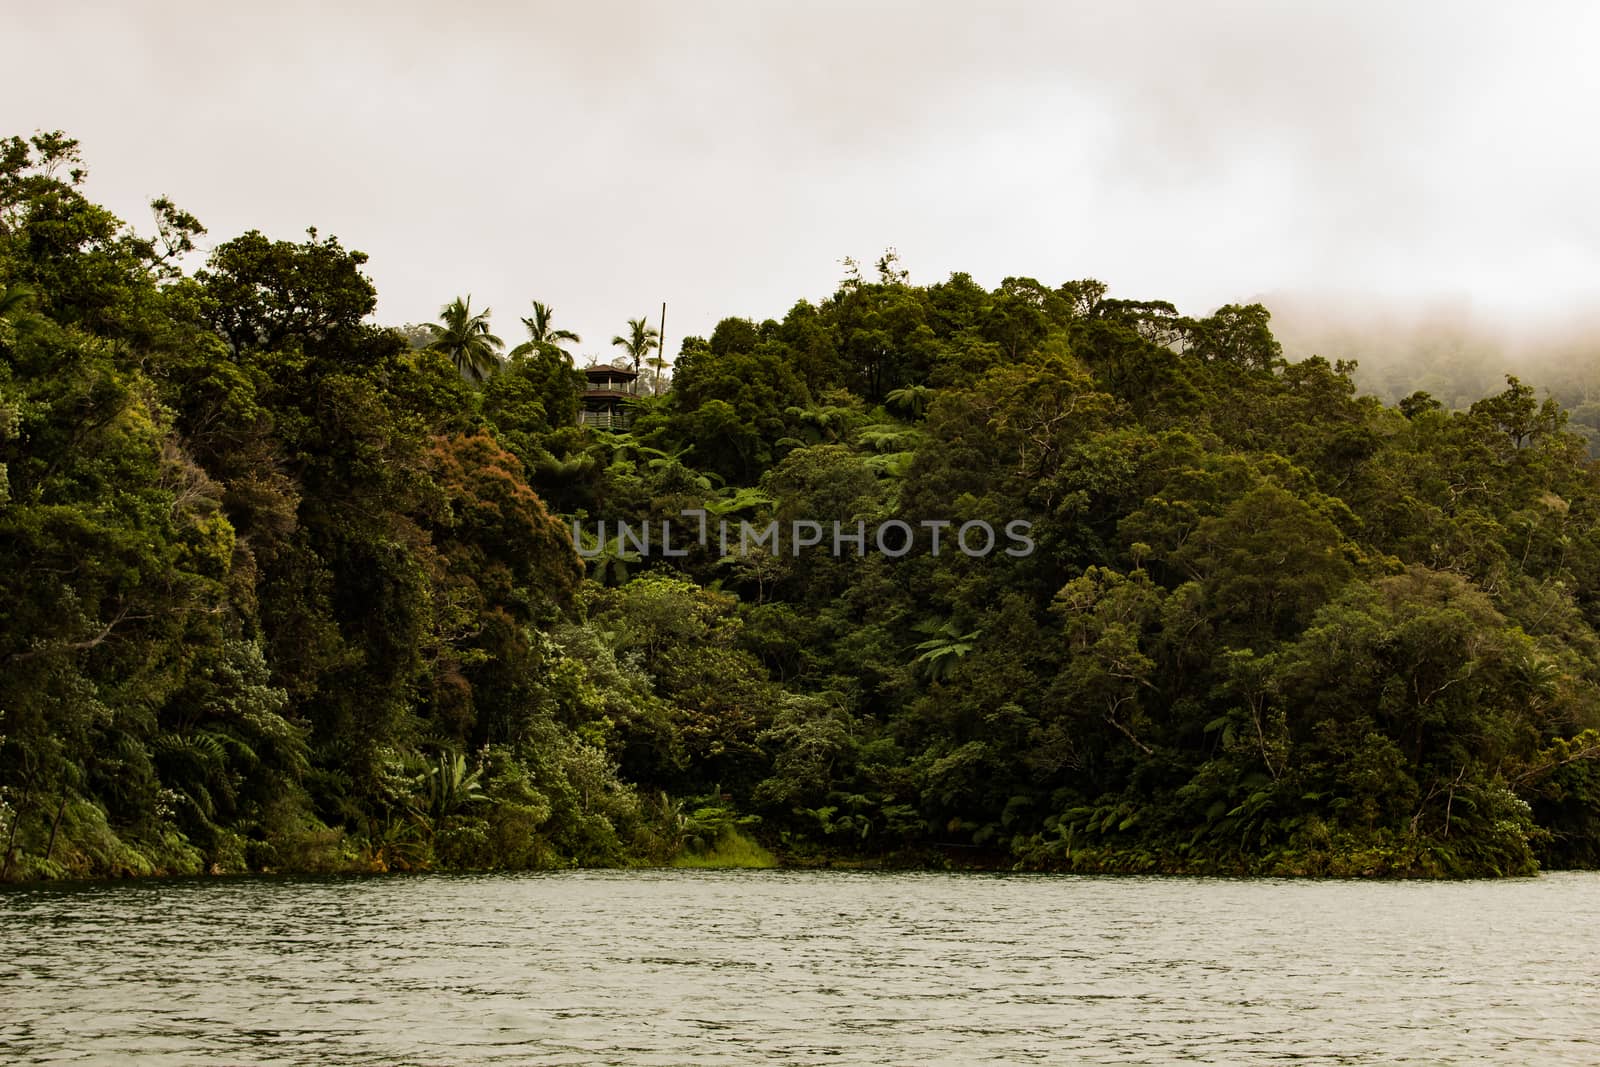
1268, 299, 1600, 455
3, 133, 1598, 882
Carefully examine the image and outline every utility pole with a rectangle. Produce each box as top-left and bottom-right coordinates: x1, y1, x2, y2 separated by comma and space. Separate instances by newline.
656, 301, 667, 396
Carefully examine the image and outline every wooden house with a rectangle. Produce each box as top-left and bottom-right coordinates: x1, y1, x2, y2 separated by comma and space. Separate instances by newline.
579, 362, 639, 430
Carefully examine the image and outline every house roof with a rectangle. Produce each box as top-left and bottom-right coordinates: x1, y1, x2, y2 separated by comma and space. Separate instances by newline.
583, 361, 638, 380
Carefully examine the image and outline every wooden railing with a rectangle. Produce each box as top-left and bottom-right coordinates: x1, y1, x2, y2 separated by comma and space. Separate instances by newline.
579, 410, 632, 430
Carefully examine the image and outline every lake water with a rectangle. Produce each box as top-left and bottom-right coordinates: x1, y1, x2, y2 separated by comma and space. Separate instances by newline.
3, 869, 1598, 1064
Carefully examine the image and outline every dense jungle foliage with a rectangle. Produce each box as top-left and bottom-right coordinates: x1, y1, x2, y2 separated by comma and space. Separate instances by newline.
3, 133, 1599, 882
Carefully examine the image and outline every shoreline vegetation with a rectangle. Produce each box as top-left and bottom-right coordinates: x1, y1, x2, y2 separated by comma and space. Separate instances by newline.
0, 835, 1563, 885
4, 132, 1600, 886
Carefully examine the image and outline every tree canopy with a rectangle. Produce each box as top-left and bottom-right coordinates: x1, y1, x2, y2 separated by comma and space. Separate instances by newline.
3, 132, 1600, 881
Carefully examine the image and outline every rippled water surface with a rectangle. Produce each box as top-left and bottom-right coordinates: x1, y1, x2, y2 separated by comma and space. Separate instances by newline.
4, 869, 1600, 1064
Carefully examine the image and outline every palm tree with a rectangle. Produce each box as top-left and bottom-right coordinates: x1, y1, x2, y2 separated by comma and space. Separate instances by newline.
705, 486, 774, 517
911, 621, 981, 682
510, 300, 580, 363
785, 403, 853, 444
611, 316, 659, 376
427, 296, 503, 381
885, 384, 932, 420
0, 283, 36, 321
644, 343, 671, 396
578, 527, 642, 586
0, 283, 38, 338
420, 752, 485, 821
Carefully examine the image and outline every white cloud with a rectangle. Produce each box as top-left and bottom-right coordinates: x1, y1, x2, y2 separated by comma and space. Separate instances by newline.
9, 0, 1600, 360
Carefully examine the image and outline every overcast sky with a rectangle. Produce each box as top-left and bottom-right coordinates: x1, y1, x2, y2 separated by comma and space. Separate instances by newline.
10, 2, 1600, 363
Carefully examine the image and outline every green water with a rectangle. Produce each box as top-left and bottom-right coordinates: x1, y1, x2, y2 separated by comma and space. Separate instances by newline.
3, 869, 1598, 1064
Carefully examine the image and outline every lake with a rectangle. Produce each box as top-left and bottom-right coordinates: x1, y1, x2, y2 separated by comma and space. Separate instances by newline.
3, 869, 1598, 1064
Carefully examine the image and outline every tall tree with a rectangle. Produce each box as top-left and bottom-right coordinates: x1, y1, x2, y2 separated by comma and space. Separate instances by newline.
511, 300, 580, 363
197, 228, 378, 358
612, 315, 659, 375
428, 296, 504, 382
645, 343, 671, 396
